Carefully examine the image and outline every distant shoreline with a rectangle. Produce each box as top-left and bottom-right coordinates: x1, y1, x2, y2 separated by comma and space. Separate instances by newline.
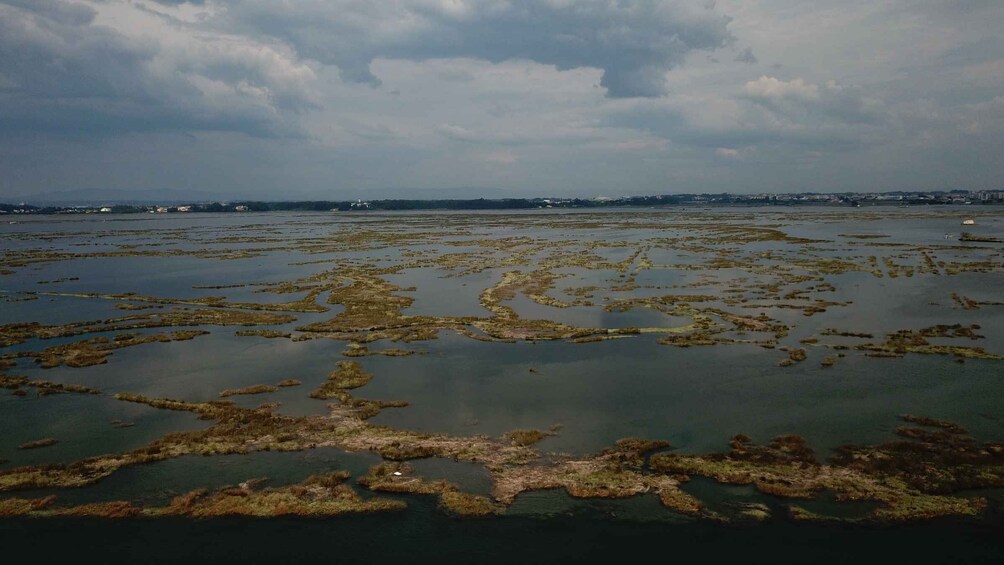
3, 192, 1003, 216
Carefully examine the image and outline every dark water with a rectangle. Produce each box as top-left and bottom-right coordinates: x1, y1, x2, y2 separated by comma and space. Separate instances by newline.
3, 507, 1004, 564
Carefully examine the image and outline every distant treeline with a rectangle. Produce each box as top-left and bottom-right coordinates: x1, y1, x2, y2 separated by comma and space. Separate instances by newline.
1, 196, 681, 214
3, 192, 1003, 215
236, 196, 679, 211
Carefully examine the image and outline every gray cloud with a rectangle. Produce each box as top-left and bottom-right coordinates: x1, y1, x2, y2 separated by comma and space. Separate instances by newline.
740, 76, 884, 126
734, 46, 757, 64
2, 0, 1004, 199
605, 75, 887, 156
0, 0, 316, 137
219, 0, 734, 98
3, 0, 96, 25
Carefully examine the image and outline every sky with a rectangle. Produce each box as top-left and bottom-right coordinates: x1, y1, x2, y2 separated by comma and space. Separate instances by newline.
1, 0, 1003, 200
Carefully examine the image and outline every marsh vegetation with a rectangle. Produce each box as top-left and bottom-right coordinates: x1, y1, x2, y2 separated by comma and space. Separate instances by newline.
1, 208, 1003, 524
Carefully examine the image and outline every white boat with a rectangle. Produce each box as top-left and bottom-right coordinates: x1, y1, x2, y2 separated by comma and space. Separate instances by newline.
962, 219, 975, 225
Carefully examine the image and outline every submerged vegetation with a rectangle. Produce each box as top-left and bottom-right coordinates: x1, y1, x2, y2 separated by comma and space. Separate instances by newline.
17, 438, 58, 450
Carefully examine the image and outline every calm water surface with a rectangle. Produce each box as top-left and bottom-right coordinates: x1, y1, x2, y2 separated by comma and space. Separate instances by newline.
2, 208, 1003, 562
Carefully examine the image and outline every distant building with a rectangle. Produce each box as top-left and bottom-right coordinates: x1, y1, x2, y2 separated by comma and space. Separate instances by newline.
99, 207, 112, 213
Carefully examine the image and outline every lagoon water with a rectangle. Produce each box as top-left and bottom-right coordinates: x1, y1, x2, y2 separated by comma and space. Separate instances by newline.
1, 208, 1003, 562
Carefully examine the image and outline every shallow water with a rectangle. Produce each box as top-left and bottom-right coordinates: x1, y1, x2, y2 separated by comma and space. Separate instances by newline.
1, 207, 1003, 558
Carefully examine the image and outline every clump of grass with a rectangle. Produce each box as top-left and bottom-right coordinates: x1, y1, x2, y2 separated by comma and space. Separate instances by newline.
504, 429, 550, 447
219, 385, 279, 398
160, 472, 406, 518
342, 343, 416, 357
378, 444, 440, 461
0, 496, 56, 516
235, 329, 292, 339
358, 462, 501, 517
10, 330, 211, 369
438, 491, 500, 517
52, 501, 143, 518
309, 361, 373, 399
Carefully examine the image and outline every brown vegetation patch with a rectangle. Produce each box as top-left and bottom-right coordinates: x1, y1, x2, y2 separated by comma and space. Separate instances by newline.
18, 438, 58, 450
358, 462, 502, 517
650, 415, 1002, 522
310, 361, 373, 399
160, 472, 405, 517
235, 329, 292, 339
219, 385, 279, 398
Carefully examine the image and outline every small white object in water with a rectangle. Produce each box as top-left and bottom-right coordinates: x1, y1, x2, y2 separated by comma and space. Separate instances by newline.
962, 219, 976, 225
392, 471, 403, 476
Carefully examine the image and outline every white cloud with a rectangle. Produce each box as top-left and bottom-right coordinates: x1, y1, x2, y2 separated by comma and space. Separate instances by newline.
743, 76, 819, 100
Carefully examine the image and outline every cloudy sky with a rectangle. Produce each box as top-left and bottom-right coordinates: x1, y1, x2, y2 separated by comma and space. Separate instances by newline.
1, 0, 1002, 200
